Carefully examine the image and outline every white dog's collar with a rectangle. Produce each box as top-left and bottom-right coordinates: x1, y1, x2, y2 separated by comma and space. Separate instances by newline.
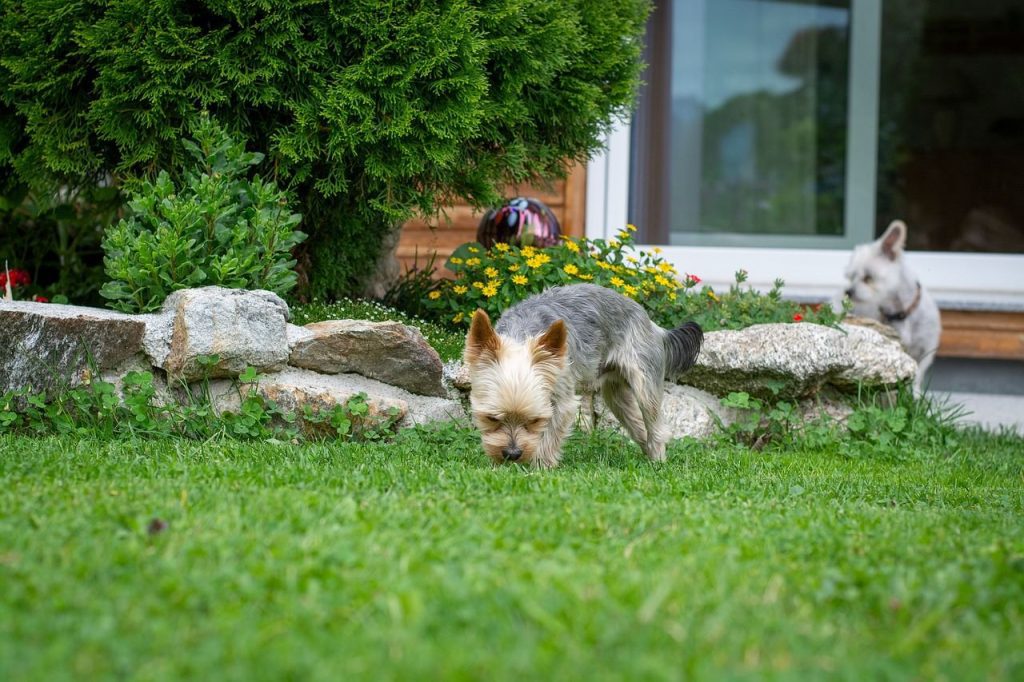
882, 282, 922, 323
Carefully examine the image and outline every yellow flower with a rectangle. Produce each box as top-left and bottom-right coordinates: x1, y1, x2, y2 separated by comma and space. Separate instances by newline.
617, 231, 630, 240
466, 258, 481, 267
596, 260, 612, 270
653, 247, 663, 254
512, 274, 528, 285
494, 243, 510, 252
626, 256, 638, 264
669, 292, 677, 301
482, 281, 499, 297
449, 257, 463, 265
626, 223, 637, 232
578, 273, 593, 280
508, 264, 520, 272
453, 285, 468, 295
707, 289, 719, 302
563, 264, 579, 276
624, 284, 638, 296
453, 312, 465, 323
468, 247, 480, 253
472, 281, 484, 289
564, 240, 580, 253
521, 246, 536, 257
428, 290, 441, 300
610, 276, 625, 288
655, 275, 671, 287
658, 262, 675, 273
645, 266, 658, 275
608, 239, 619, 247
526, 256, 544, 269
485, 266, 499, 279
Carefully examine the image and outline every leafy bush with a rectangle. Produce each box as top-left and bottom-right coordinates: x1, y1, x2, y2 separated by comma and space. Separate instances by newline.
422, 227, 846, 331
0, 363, 400, 443
1, 0, 650, 299
100, 115, 305, 313
714, 387, 964, 455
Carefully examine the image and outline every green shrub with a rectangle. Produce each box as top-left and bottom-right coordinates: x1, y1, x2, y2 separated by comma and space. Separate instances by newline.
422, 228, 846, 331
0, 363, 400, 443
100, 115, 305, 313
1, 0, 650, 300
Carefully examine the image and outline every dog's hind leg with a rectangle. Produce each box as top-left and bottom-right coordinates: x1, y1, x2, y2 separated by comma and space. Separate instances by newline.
623, 365, 669, 462
600, 370, 652, 454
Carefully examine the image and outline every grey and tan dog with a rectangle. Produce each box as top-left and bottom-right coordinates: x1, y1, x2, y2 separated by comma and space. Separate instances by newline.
464, 284, 703, 468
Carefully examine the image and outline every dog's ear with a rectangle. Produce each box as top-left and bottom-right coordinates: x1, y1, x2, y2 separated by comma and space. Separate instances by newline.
880, 220, 907, 260
465, 309, 500, 365
534, 319, 567, 361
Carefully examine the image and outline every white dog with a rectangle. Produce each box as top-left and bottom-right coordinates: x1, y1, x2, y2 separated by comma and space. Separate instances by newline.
840, 220, 942, 390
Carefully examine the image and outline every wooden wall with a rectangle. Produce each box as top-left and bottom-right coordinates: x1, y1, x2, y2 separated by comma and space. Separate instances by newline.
395, 163, 587, 274
938, 311, 1024, 360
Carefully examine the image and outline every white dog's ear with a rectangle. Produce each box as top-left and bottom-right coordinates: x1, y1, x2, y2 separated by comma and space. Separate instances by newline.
465, 309, 501, 365
879, 220, 907, 260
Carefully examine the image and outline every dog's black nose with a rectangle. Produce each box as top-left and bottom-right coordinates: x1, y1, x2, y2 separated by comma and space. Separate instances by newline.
845, 288, 855, 299
502, 446, 522, 461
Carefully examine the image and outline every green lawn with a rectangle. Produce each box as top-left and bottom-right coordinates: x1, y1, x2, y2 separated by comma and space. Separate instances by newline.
1, 425, 1022, 681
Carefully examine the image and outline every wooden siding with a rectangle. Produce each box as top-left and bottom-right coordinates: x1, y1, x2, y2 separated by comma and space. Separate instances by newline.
938, 310, 1024, 360
396, 163, 586, 274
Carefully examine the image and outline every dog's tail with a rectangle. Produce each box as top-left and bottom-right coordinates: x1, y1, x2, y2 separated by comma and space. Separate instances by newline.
663, 322, 703, 378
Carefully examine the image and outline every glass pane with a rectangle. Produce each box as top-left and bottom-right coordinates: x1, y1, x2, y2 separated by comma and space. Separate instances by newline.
876, 1, 1024, 253
669, 0, 851, 243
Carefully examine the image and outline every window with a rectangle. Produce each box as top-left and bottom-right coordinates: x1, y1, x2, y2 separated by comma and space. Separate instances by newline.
590, 0, 1024, 306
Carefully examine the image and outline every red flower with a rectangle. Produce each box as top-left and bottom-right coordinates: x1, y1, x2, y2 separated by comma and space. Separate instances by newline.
33, 295, 49, 303
793, 313, 804, 322
0, 268, 31, 289
685, 273, 701, 285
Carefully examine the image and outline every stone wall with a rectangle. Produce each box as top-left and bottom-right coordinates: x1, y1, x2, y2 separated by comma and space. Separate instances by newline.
2, 288, 917, 440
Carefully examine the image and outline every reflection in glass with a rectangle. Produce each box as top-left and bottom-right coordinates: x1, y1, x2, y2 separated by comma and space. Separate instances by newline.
669, 0, 851, 242
876, 1, 1024, 253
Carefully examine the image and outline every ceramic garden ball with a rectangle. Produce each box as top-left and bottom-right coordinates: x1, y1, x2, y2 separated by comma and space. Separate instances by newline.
476, 197, 561, 248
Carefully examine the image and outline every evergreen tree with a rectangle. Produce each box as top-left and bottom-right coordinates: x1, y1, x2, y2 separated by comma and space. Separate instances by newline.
0, 0, 649, 298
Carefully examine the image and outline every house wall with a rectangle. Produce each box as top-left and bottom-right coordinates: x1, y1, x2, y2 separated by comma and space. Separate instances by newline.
395, 163, 587, 275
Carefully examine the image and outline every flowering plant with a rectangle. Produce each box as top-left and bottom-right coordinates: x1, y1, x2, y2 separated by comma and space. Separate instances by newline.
420, 226, 846, 332
0, 267, 31, 295
0, 266, 55, 302
422, 226, 699, 326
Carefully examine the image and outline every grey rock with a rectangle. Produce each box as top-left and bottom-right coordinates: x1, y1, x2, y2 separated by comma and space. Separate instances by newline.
286, 323, 314, 351
289, 320, 446, 397
205, 367, 464, 435
659, 384, 738, 439
148, 287, 290, 382
832, 323, 918, 389
445, 360, 472, 392
684, 323, 849, 399
683, 322, 915, 400
0, 300, 146, 394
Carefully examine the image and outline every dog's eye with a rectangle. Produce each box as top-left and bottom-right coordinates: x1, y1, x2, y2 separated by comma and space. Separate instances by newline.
862, 274, 873, 284
527, 418, 545, 429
